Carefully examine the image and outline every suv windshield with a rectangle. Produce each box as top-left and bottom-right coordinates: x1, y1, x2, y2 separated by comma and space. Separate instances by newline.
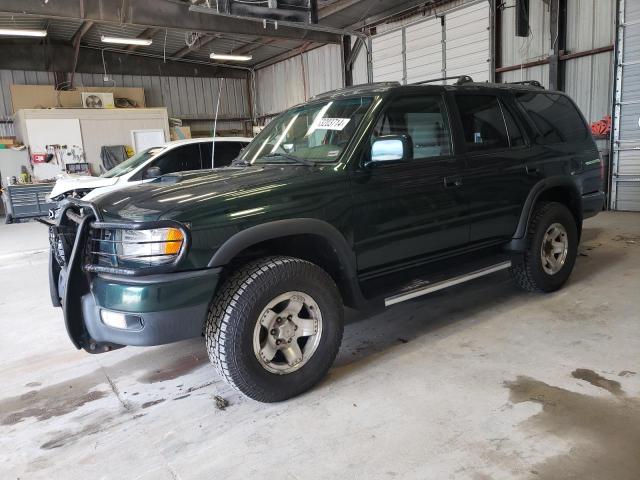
101, 147, 164, 178
239, 97, 374, 165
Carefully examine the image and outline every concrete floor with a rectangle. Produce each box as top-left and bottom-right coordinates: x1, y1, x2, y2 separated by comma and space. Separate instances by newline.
1, 212, 639, 480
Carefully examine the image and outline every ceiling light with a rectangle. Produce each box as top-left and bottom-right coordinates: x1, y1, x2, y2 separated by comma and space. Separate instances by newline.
0, 28, 47, 37
101, 35, 153, 46
210, 53, 252, 62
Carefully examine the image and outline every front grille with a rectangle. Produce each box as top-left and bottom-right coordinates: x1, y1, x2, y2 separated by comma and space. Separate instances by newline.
49, 223, 77, 267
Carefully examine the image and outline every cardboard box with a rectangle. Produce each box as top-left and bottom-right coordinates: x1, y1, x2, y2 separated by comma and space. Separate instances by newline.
10, 85, 146, 113
170, 126, 192, 141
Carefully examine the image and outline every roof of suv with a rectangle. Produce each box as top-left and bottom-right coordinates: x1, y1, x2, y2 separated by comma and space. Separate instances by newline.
312, 77, 550, 101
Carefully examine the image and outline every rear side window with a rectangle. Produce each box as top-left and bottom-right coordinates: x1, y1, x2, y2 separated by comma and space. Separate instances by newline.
516, 92, 588, 143
151, 144, 202, 175
501, 104, 526, 147
454, 95, 510, 152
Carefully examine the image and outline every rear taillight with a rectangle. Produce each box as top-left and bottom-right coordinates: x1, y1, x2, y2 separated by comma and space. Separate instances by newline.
600, 152, 605, 188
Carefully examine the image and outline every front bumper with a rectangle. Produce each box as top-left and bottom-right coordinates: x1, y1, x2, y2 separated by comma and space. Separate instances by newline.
79, 269, 220, 349
50, 201, 219, 353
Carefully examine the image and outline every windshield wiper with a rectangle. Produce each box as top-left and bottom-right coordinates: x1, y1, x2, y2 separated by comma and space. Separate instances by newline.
260, 153, 315, 166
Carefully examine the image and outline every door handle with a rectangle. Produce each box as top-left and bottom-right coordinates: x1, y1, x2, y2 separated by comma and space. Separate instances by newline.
526, 164, 540, 175
444, 176, 463, 188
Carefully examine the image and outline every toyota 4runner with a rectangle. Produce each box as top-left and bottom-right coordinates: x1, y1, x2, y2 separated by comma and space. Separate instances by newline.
47, 77, 604, 402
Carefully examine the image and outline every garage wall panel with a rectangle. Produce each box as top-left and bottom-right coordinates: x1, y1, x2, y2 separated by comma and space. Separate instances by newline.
612, 0, 640, 210
371, 30, 404, 82
0, 69, 250, 121
405, 18, 443, 83
564, 51, 614, 123
566, 0, 616, 52
444, 1, 490, 81
500, 0, 550, 68
255, 44, 342, 118
499, 0, 550, 87
368, 0, 490, 85
352, 40, 369, 85
563, 0, 616, 124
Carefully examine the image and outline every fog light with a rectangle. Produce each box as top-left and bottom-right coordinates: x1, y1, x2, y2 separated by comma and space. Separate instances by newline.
100, 310, 143, 330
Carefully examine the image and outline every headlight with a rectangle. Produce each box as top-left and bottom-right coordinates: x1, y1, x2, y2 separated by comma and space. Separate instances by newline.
115, 228, 185, 265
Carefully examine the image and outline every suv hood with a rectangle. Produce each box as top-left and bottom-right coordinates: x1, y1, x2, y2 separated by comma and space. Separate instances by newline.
50, 175, 119, 199
93, 165, 325, 222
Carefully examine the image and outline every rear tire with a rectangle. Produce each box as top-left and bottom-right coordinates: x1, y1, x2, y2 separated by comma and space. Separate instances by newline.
205, 256, 343, 402
511, 201, 578, 292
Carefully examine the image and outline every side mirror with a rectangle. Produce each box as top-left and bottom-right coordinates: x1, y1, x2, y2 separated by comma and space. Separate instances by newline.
143, 166, 162, 179
368, 135, 413, 166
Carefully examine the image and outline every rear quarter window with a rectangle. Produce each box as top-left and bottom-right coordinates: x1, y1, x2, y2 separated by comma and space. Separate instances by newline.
516, 92, 588, 144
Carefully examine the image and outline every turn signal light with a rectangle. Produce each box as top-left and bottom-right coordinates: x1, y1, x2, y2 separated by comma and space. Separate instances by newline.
164, 228, 184, 255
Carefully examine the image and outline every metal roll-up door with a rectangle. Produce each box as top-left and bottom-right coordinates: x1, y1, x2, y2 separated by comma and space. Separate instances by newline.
445, 1, 491, 82
405, 18, 444, 84
371, 29, 404, 82
368, 1, 491, 85
612, 0, 640, 211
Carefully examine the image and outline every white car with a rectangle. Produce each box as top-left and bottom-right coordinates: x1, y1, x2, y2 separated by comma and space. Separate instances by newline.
49, 137, 252, 201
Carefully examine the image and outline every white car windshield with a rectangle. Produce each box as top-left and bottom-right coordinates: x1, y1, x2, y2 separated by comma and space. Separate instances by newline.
101, 147, 164, 178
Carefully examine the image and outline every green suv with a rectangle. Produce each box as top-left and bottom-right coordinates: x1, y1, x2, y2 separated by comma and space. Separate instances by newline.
49, 78, 604, 401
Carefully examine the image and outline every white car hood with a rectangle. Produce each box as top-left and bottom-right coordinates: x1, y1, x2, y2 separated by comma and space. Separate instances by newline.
82, 181, 147, 202
49, 175, 119, 199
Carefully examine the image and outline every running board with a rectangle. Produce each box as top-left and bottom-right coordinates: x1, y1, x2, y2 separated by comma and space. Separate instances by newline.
384, 261, 512, 307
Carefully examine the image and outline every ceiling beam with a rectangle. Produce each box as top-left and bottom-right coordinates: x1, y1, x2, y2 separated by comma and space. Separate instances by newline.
171, 34, 220, 59
254, 41, 317, 70
232, 38, 278, 56
1, 0, 343, 44
317, 0, 363, 19
70, 20, 95, 46
0, 42, 249, 79
126, 27, 161, 51
319, 0, 451, 29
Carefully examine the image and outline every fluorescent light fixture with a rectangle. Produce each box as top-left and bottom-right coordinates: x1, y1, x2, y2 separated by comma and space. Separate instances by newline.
0, 28, 47, 37
101, 35, 153, 46
210, 53, 252, 62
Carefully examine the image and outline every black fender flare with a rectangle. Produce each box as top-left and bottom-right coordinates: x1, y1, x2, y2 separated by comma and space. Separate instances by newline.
508, 176, 582, 251
207, 218, 366, 308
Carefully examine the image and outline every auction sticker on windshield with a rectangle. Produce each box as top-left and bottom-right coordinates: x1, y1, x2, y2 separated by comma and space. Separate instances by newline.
317, 118, 350, 130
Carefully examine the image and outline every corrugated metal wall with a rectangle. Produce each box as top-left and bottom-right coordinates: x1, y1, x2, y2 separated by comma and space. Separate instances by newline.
499, 0, 615, 124
255, 44, 343, 118
499, 0, 550, 87
564, 0, 616, 124
352, 39, 369, 86
0, 69, 250, 131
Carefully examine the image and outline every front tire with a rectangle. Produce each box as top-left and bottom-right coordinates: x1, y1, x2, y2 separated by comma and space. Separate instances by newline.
205, 256, 343, 402
511, 201, 578, 292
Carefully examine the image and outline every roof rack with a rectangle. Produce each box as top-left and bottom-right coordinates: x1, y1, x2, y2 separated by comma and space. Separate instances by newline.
505, 80, 545, 89
311, 81, 401, 100
411, 75, 474, 86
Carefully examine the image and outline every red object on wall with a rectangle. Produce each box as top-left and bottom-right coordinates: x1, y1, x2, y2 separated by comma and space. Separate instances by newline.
591, 115, 611, 137
31, 153, 47, 164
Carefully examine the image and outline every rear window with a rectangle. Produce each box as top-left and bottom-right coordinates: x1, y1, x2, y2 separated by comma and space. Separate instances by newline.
454, 95, 510, 152
516, 92, 588, 143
